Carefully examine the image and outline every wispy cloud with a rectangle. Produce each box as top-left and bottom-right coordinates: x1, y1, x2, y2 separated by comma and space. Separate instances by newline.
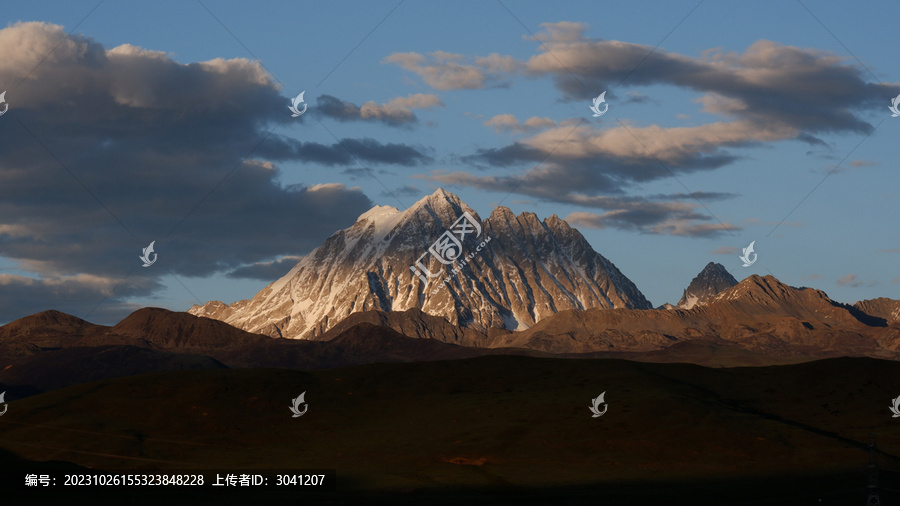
317, 93, 443, 127
712, 246, 739, 255
403, 20, 896, 237
818, 159, 877, 174
837, 274, 862, 287
383, 185, 421, 198
484, 114, 556, 134
228, 256, 303, 280
383, 51, 521, 90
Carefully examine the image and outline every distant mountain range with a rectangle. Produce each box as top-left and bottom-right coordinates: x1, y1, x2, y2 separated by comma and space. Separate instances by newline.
2, 189, 898, 395
189, 188, 651, 338
1, 259, 897, 398
0, 281, 897, 397
300, 273, 898, 358
187, 189, 897, 352
0, 307, 537, 394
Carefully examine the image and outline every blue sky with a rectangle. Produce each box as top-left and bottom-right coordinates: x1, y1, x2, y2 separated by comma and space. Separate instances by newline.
0, 0, 897, 324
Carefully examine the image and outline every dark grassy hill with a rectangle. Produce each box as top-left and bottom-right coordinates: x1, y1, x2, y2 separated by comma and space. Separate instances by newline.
0, 345, 227, 392
0, 355, 898, 504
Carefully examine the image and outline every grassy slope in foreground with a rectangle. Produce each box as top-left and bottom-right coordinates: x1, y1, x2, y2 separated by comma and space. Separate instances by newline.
0, 355, 898, 501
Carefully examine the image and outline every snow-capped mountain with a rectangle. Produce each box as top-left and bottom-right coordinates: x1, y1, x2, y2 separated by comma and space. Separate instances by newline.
676, 262, 738, 309
189, 188, 652, 339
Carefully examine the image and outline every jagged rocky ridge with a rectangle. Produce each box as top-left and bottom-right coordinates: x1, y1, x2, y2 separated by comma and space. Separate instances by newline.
189, 188, 652, 339
854, 298, 900, 323
489, 274, 900, 357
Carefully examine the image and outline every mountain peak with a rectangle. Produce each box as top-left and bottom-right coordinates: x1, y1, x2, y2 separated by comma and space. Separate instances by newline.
413, 187, 463, 211
113, 307, 266, 348
357, 204, 400, 223
432, 187, 452, 198
544, 213, 573, 234
0, 309, 98, 340
488, 206, 515, 221
704, 273, 872, 328
712, 274, 826, 306
2, 309, 94, 331
677, 262, 738, 309
190, 190, 652, 338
